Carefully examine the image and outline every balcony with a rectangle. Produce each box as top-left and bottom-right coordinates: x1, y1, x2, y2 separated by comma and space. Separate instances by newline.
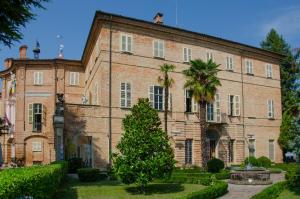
206, 112, 228, 124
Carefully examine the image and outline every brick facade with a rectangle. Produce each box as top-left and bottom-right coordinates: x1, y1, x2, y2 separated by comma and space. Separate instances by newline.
0, 11, 283, 168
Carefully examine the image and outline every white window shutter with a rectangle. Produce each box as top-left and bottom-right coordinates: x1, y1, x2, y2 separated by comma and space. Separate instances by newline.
184, 89, 187, 112
215, 93, 221, 122
153, 40, 158, 57
40, 72, 43, 85
227, 94, 231, 115
28, 103, 33, 124
76, 72, 79, 85
126, 83, 131, 108
234, 95, 240, 116
149, 85, 154, 107
183, 48, 187, 62
188, 48, 192, 61
120, 83, 126, 108
42, 104, 46, 125
192, 97, 198, 112
127, 36, 132, 52
121, 35, 126, 51
168, 93, 172, 111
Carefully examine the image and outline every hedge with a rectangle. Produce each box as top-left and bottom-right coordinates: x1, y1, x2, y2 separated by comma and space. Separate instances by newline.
164, 172, 213, 186
285, 167, 300, 188
177, 181, 228, 199
0, 161, 68, 199
77, 168, 107, 182
214, 170, 230, 180
250, 181, 287, 199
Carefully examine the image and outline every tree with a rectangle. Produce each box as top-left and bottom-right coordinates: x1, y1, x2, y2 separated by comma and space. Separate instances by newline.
158, 64, 175, 134
261, 29, 300, 154
0, 0, 48, 47
113, 98, 175, 193
183, 59, 221, 166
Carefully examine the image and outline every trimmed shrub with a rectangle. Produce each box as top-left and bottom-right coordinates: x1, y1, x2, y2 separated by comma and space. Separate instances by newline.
67, 157, 84, 173
268, 168, 282, 174
250, 181, 286, 199
214, 170, 230, 180
257, 156, 272, 168
165, 173, 213, 186
77, 168, 101, 182
0, 161, 67, 199
207, 158, 224, 173
285, 167, 300, 188
177, 181, 228, 199
271, 163, 300, 172
244, 156, 259, 166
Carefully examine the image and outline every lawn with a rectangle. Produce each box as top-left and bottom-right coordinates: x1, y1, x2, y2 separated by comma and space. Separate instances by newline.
277, 188, 300, 199
55, 177, 206, 199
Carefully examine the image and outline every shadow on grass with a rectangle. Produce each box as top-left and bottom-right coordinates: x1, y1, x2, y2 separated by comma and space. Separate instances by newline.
125, 183, 184, 196
290, 187, 300, 196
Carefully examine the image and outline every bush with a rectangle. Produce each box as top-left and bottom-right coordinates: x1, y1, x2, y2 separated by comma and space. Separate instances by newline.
177, 181, 228, 199
77, 168, 101, 182
257, 156, 272, 168
250, 181, 286, 199
285, 168, 300, 188
0, 161, 67, 199
68, 157, 84, 173
244, 156, 259, 166
271, 163, 300, 172
268, 168, 282, 174
207, 158, 224, 173
214, 170, 230, 180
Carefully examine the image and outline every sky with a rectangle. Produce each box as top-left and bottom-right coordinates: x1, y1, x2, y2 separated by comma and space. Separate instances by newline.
0, 0, 300, 68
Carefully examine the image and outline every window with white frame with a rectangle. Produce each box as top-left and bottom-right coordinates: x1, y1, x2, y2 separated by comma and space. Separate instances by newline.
226, 56, 234, 71
266, 64, 273, 78
228, 94, 240, 116
153, 40, 164, 58
120, 34, 132, 53
184, 89, 198, 113
183, 47, 192, 63
206, 52, 213, 61
245, 59, 253, 74
248, 139, 256, 157
70, 72, 79, 86
29, 103, 44, 132
33, 72, 43, 85
120, 82, 131, 108
267, 99, 274, 119
185, 139, 193, 164
269, 139, 275, 161
206, 93, 221, 122
93, 82, 98, 105
32, 141, 42, 152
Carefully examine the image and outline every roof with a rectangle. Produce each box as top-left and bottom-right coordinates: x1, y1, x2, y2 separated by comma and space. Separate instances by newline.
81, 10, 284, 64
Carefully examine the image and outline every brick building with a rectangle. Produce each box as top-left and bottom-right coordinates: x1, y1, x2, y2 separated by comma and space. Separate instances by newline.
0, 11, 283, 168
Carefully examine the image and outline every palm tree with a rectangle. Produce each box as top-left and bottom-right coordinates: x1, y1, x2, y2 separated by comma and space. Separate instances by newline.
183, 59, 221, 166
158, 64, 175, 134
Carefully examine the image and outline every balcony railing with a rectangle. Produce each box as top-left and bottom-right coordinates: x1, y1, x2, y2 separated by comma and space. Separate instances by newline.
206, 112, 228, 124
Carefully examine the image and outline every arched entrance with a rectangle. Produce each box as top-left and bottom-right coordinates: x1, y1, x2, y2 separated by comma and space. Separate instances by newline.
206, 129, 220, 160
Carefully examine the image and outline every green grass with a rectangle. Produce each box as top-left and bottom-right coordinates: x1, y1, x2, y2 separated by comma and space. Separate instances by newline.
55, 177, 206, 199
277, 187, 300, 199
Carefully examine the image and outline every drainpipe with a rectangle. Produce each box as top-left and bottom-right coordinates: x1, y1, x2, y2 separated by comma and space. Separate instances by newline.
108, 15, 113, 167
241, 52, 246, 160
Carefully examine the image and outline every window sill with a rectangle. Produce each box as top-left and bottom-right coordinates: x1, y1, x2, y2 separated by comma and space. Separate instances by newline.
226, 69, 234, 72
246, 73, 254, 76
69, 84, 80, 87
153, 56, 165, 60
120, 107, 131, 110
32, 130, 42, 133
183, 61, 190, 64
268, 117, 275, 120
247, 117, 256, 119
121, 51, 133, 55
267, 77, 273, 79
33, 84, 43, 86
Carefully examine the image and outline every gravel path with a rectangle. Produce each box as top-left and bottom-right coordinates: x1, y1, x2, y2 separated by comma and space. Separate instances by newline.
219, 173, 285, 199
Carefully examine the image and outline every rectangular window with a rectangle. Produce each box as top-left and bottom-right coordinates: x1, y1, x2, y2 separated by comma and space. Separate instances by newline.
206, 93, 221, 122
32, 141, 42, 152
183, 47, 192, 62
248, 139, 256, 157
226, 56, 234, 71
185, 139, 193, 164
266, 64, 273, 78
33, 72, 43, 85
120, 82, 131, 108
269, 139, 275, 161
207, 52, 213, 61
29, 103, 42, 132
228, 95, 240, 116
267, 99, 274, 119
153, 40, 164, 58
149, 86, 164, 110
185, 90, 192, 112
228, 139, 234, 163
93, 82, 98, 105
70, 72, 79, 86
120, 34, 132, 53
245, 59, 253, 74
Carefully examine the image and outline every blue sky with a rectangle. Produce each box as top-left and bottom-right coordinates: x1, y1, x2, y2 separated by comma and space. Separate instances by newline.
0, 0, 300, 68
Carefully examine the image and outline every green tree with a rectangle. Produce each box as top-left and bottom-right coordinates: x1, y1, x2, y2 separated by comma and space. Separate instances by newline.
158, 64, 175, 134
261, 29, 300, 154
0, 0, 48, 47
183, 59, 221, 166
113, 98, 175, 193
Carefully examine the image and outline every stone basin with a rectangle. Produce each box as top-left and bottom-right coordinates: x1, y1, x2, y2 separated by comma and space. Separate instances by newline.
229, 168, 272, 185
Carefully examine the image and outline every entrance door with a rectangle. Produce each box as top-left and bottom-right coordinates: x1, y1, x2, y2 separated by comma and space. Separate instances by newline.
209, 140, 216, 159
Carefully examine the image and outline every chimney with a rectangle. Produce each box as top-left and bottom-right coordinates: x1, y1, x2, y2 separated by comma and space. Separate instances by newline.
153, 12, 163, 24
19, 45, 28, 59
4, 58, 12, 69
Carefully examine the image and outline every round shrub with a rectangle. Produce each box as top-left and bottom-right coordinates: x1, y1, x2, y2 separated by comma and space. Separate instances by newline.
257, 156, 272, 168
285, 168, 300, 188
78, 168, 101, 182
207, 158, 224, 173
68, 157, 84, 173
244, 156, 259, 167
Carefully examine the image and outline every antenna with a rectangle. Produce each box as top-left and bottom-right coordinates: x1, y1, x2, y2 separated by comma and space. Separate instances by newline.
175, 0, 178, 27
56, 35, 64, 58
